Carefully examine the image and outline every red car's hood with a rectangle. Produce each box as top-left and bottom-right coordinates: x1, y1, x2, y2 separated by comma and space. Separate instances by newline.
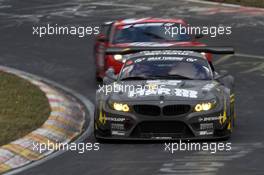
110, 41, 206, 47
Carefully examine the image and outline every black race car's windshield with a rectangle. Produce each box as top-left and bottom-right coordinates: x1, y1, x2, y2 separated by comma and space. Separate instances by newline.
112, 23, 191, 44
120, 56, 212, 80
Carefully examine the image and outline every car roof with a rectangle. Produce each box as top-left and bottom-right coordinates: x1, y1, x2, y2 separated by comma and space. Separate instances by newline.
112, 17, 186, 26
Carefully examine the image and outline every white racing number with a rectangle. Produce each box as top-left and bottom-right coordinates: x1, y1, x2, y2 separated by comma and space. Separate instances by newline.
128, 87, 198, 98
174, 88, 198, 98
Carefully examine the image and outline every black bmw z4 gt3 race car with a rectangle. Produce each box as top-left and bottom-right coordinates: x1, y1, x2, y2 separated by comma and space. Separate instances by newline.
94, 46, 235, 141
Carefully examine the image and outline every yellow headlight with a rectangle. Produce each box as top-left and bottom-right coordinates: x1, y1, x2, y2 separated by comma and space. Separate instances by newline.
113, 103, 123, 111
113, 103, 130, 112
122, 104, 130, 112
202, 103, 212, 111
195, 104, 202, 112
195, 102, 213, 112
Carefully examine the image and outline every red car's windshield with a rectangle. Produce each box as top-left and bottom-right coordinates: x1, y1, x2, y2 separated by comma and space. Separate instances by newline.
120, 56, 213, 81
112, 23, 192, 44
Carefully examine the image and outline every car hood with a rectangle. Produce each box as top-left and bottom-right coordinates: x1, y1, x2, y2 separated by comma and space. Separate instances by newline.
108, 80, 219, 102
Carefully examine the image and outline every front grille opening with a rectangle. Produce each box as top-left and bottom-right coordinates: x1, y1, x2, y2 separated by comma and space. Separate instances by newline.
131, 121, 194, 138
163, 105, 191, 116
133, 105, 160, 116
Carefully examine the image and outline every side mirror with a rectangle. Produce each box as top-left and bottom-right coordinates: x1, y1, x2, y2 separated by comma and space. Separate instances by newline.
97, 35, 108, 42
214, 70, 228, 80
194, 34, 204, 39
103, 68, 117, 84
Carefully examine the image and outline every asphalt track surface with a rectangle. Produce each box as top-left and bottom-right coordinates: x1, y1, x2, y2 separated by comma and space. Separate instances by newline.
0, 0, 264, 175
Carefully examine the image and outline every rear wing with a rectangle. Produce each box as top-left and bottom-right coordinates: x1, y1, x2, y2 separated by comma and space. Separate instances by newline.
105, 46, 235, 55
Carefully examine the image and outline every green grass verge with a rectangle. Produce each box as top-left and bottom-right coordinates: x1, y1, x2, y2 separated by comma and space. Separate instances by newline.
0, 71, 50, 146
207, 0, 264, 8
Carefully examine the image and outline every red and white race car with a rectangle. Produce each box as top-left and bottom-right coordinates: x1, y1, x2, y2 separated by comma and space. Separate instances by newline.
95, 18, 212, 80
